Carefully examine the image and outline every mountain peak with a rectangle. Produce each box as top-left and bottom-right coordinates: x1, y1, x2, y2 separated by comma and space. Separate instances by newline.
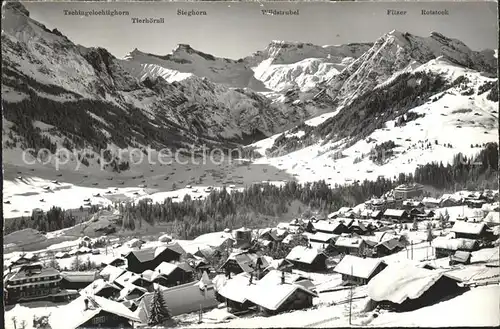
3, 1, 30, 17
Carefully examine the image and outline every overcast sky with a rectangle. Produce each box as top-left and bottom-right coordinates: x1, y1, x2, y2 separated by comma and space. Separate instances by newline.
23, 1, 498, 59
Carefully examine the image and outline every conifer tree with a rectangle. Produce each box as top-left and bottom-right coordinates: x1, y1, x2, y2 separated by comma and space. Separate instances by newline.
148, 287, 171, 326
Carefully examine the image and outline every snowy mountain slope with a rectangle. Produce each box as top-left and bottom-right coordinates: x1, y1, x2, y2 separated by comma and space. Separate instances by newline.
122, 46, 270, 91
323, 30, 497, 107
123, 40, 372, 93
1, 2, 318, 163
249, 59, 498, 185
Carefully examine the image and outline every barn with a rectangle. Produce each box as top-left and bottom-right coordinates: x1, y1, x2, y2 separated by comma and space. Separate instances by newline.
334, 255, 386, 285
367, 264, 465, 312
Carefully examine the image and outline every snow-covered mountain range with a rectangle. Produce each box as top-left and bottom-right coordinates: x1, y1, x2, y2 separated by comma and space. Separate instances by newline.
2, 2, 498, 179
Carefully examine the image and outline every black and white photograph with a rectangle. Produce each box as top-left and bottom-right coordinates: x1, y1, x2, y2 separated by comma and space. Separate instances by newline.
2, 0, 499, 328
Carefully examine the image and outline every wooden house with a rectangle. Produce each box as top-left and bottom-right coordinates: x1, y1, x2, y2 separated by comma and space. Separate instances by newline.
368, 264, 464, 312
432, 238, 479, 258
335, 236, 370, 256
49, 295, 141, 329
313, 221, 349, 235
285, 246, 327, 272
124, 245, 183, 273
450, 222, 491, 240
383, 209, 410, 223
334, 255, 387, 285
81, 279, 121, 299
347, 220, 369, 235
245, 282, 317, 316
217, 273, 256, 313
153, 262, 194, 287
220, 252, 270, 277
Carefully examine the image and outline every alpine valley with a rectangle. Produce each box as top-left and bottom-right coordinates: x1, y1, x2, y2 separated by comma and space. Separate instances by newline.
1, 2, 498, 217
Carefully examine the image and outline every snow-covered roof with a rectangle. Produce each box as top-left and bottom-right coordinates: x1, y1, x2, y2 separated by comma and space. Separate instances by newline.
367, 264, 461, 304
334, 255, 385, 279
259, 270, 307, 285
50, 294, 141, 329
99, 265, 126, 283
303, 231, 336, 243
60, 271, 97, 283
155, 262, 179, 276
422, 197, 440, 204
313, 221, 343, 233
80, 278, 120, 296
432, 237, 478, 251
285, 245, 325, 264
451, 221, 487, 235
383, 209, 408, 217
117, 283, 148, 301
483, 212, 500, 225
217, 272, 253, 303
335, 236, 365, 248
114, 271, 140, 287
245, 282, 317, 311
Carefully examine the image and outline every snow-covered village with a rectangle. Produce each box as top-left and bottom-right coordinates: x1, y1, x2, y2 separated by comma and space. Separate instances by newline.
2, 1, 499, 329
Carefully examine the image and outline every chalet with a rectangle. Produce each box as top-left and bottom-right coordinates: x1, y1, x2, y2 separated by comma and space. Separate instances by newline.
81, 279, 121, 299
313, 221, 349, 235
483, 212, 500, 227
327, 207, 353, 219
137, 276, 219, 320
402, 200, 424, 210
432, 238, 479, 258
4, 263, 62, 305
334, 255, 387, 285
103, 257, 127, 268
347, 220, 369, 235
371, 235, 405, 257
117, 284, 148, 302
264, 259, 294, 274
220, 252, 270, 277
60, 271, 97, 291
49, 295, 141, 329
393, 184, 424, 200
126, 238, 145, 249
368, 264, 464, 312
8, 253, 39, 267
285, 245, 327, 272
383, 209, 410, 222
124, 245, 183, 273
99, 265, 126, 283
359, 209, 382, 220
153, 262, 194, 287
217, 273, 255, 313
258, 228, 282, 243
449, 251, 472, 265
422, 197, 441, 208
55, 252, 70, 259
439, 198, 459, 208
289, 219, 315, 233
245, 281, 318, 316
303, 232, 337, 245
364, 198, 387, 211
335, 236, 370, 256
450, 221, 490, 240
466, 199, 487, 208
